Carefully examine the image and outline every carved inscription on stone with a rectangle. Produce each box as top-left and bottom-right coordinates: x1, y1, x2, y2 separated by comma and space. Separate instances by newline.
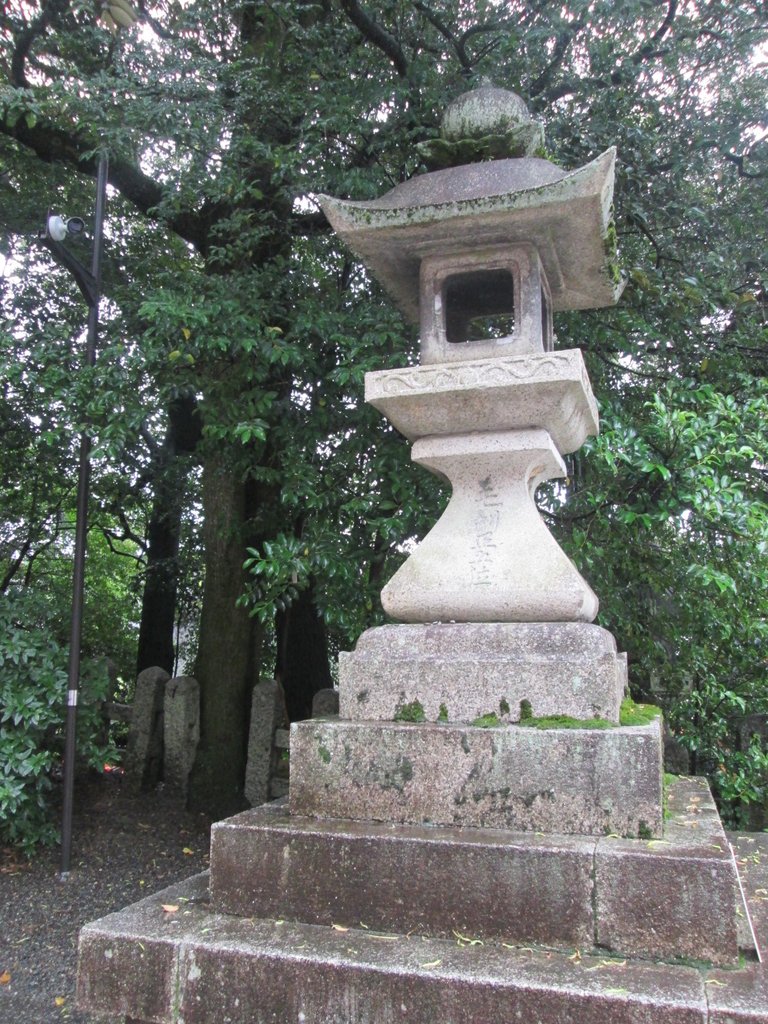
469, 475, 502, 586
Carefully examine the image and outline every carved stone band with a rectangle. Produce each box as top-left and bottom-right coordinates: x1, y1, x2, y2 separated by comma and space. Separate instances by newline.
365, 348, 598, 455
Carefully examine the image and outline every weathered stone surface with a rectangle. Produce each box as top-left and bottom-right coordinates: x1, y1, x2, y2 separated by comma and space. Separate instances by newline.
211, 778, 746, 967
706, 967, 768, 1024
339, 621, 626, 724
439, 83, 542, 154
730, 832, 768, 960
595, 777, 740, 967
244, 678, 285, 808
125, 666, 168, 792
163, 676, 199, 797
79, 874, 709, 1024
210, 802, 596, 949
77, 893, 180, 1022
289, 718, 663, 837
380, 428, 599, 623
311, 687, 339, 717
318, 147, 624, 323
365, 348, 598, 453
78, 804, 768, 1023
704, 832, 768, 1021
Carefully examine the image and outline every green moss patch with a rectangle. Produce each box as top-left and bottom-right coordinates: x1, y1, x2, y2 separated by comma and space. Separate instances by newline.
394, 700, 426, 724
471, 712, 502, 728
519, 713, 614, 730
517, 698, 662, 731
620, 698, 662, 726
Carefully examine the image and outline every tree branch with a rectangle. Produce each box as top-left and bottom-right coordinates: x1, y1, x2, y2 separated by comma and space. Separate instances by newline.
337, 0, 409, 77
412, 1, 470, 75
528, 17, 586, 99
10, 0, 70, 88
4, 116, 216, 253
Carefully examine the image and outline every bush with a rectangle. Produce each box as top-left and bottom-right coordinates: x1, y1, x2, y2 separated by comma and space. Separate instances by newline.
0, 590, 117, 851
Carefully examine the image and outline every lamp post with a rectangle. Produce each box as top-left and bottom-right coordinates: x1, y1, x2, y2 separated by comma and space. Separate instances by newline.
39, 152, 108, 878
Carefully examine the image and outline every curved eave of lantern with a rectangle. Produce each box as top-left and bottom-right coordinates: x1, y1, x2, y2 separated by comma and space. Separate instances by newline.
318, 147, 624, 323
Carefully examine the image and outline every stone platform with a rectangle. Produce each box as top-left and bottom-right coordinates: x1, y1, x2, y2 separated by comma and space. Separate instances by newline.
77, 823, 768, 1023
210, 778, 738, 965
289, 716, 663, 837
338, 622, 627, 724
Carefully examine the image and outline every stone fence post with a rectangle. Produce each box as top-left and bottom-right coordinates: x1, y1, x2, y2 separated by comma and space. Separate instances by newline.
245, 679, 286, 807
163, 676, 200, 798
124, 666, 168, 792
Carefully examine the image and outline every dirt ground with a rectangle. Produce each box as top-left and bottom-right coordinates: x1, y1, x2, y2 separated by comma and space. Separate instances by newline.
0, 773, 211, 1023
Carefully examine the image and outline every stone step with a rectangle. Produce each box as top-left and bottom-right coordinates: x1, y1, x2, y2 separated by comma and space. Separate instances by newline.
289, 716, 663, 837
77, 833, 768, 1023
210, 777, 739, 967
77, 873, 716, 1024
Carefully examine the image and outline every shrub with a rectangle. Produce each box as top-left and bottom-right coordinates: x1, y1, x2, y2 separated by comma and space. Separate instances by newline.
0, 589, 117, 851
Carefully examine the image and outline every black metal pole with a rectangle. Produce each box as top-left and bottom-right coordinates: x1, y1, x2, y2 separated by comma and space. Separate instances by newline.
60, 153, 108, 878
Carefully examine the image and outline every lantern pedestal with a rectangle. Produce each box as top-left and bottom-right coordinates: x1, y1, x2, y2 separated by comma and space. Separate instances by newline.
337, 621, 627, 723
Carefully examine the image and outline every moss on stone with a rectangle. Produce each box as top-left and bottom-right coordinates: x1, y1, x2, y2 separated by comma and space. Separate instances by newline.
318, 745, 331, 764
437, 703, 449, 723
517, 698, 662, 731
471, 712, 502, 728
519, 713, 613, 730
499, 697, 511, 716
519, 699, 533, 721
620, 697, 662, 726
394, 699, 426, 724
603, 210, 623, 286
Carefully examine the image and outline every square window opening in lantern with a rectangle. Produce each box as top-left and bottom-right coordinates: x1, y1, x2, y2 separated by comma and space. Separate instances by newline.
443, 268, 516, 345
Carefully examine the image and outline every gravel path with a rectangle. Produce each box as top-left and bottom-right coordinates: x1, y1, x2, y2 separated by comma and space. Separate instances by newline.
0, 774, 211, 1023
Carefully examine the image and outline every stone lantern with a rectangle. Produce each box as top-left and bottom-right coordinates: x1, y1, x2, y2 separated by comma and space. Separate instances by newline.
320, 84, 630, 730
78, 87, 758, 1024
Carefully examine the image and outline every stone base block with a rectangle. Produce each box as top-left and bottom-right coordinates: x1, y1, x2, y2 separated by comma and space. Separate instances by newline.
338, 621, 627, 724
210, 803, 596, 949
78, 874, 713, 1024
594, 777, 740, 965
209, 779, 739, 965
289, 717, 663, 837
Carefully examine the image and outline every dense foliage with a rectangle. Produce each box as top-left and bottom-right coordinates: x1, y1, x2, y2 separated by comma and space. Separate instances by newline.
0, 588, 117, 850
0, 0, 766, 839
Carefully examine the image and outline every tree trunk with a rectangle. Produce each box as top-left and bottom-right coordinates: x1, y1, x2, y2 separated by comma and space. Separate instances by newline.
275, 578, 333, 722
135, 494, 181, 675
136, 396, 201, 676
187, 455, 262, 818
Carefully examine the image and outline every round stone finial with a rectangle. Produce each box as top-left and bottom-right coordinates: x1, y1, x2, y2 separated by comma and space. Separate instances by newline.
416, 82, 545, 169
441, 84, 533, 142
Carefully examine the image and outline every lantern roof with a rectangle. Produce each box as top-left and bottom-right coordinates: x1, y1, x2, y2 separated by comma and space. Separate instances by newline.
317, 86, 624, 323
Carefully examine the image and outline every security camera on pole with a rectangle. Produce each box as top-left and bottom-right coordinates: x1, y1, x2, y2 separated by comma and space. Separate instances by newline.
38, 153, 108, 878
